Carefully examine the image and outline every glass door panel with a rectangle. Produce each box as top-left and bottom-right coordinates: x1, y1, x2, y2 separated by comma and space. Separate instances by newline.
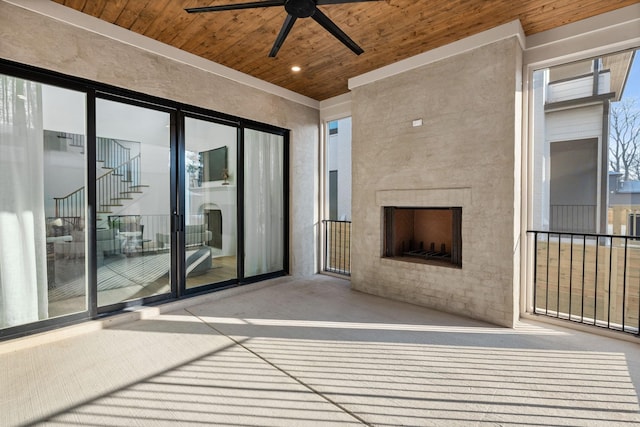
96, 98, 171, 307
243, 129, 284, 277
1, 76, 88, 329
184, 117, 238, 289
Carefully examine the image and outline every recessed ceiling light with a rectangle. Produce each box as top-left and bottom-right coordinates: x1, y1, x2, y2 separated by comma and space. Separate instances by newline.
291, 66, 301, 72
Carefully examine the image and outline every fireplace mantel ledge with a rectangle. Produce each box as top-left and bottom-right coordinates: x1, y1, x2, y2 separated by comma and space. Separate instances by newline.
375, 187, 472, 207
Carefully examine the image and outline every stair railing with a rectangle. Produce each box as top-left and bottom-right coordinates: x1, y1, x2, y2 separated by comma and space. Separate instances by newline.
97, 155, 142, 213
53, 187, 85, 219
97, 137, 131, 169
55, 154, 142, 219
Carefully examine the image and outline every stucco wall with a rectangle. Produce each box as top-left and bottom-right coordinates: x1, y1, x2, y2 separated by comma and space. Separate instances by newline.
0, 1, 318, 277
350, 37, 522, 327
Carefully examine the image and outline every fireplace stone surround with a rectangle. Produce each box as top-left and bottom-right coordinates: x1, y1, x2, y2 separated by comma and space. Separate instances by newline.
350, 36, 522, 328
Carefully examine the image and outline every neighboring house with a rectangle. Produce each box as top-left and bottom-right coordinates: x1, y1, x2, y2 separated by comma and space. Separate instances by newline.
609, 172, 640, 236
531, 52, 634, 234
327, 118, 352, 221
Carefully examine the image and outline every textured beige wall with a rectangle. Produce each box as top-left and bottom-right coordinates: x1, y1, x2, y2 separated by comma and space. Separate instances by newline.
351, 37, 522, 327
0, 2, 318, 277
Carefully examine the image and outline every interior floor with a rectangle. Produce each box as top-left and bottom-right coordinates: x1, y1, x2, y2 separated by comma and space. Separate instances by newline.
48, 251, 238, 316
3, 275, 639, 426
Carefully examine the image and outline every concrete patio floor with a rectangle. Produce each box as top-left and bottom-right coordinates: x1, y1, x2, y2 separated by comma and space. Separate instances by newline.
1, 275, 639, 426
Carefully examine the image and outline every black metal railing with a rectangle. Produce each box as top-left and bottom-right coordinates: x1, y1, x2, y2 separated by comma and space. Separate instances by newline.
97, 154, 142, 212
55, 137, 143, 218
550, 204, 596, 233
529, 230, 639, 336
59, 132, 85, 150
53, 187, 84, 219
97, 137, 131, 169
105, 214, 171, 253
323, 220, 351, 276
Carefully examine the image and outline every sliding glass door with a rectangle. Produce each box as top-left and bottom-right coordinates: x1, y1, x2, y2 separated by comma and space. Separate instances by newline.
95, 98, 172, 308
184, 117, 238, 289
1, 75, 88, 330
0, 61, 289, 338
243, 128, 285, 278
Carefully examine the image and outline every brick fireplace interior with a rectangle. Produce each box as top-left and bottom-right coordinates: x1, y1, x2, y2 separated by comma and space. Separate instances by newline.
383, 207, 462, 267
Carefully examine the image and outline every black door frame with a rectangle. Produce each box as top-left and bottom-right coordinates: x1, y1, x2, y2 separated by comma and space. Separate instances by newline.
0, 58, 290, 340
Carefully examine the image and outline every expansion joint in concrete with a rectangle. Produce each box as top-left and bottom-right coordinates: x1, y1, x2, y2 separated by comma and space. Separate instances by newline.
185, 308, 373, 426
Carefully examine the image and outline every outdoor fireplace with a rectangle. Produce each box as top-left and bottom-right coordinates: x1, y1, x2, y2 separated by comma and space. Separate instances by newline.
383, 207, 462, 267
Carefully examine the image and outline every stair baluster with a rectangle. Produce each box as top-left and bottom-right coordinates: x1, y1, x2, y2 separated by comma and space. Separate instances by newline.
54, 138, 145, 221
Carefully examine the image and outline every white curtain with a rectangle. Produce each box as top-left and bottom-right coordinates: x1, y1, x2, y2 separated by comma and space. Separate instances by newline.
0, 76, 48, 329
244, 129, 284, 277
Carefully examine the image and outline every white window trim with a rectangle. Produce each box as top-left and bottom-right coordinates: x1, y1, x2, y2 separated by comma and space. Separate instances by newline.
521, 4, 640, 316
318, 93, 353, 273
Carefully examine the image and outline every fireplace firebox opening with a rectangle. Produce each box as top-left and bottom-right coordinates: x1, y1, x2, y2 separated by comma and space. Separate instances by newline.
383, 207, 462, 268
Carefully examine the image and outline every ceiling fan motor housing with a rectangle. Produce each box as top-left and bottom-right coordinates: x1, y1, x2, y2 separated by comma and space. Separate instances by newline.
285, 0, 316, 18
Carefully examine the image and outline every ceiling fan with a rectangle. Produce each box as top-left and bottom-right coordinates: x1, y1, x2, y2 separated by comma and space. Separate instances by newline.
185, 0, 383, 57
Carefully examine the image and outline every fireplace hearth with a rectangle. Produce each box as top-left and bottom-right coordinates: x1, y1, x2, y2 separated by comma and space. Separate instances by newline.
383, 207, 462, 267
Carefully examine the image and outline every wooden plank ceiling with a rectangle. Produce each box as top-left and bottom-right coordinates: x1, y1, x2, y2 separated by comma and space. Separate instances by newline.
52, 0, 638, 101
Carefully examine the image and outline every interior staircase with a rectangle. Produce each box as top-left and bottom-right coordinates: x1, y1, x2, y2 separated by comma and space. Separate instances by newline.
54, 137, 149, 228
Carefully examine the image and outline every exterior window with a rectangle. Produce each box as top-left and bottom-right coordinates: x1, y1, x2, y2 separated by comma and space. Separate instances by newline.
0, 75, 87, 330
531, 50, 640, 234
95, 98, 171, 308
529, 48, 640, 334
184, 117, 238, 288
243, 128, 285, 277
327, 117, 351, 221
323, 117, 352, 275
628, 213, 640, 238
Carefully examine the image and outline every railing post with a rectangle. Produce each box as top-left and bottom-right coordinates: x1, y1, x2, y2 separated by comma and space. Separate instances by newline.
533, 232, 538, 315
545, 232, 550, 316
331, 221, 336, 271
608, 238, 614, 329
593, 235, 599, 326
569, 234, 574, 320
556, 233, 561, 318
347, 221, 351, 274
580, 235, 586, 323
622, 237, 628, 332
323, 220, 328, 272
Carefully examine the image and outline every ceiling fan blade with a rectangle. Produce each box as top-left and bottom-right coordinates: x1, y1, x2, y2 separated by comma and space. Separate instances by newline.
269, 14, 297, 57
186, 1, 284, 14
316, 0, 383, 4
311, 7, 363, 55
